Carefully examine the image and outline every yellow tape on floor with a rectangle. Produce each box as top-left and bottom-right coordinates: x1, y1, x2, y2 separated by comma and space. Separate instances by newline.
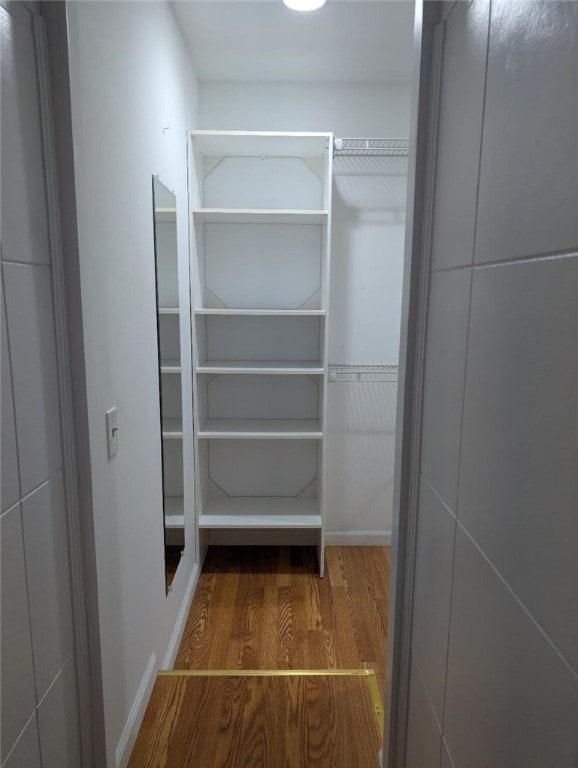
365, 670, 385, 738
158, 668, 373, 677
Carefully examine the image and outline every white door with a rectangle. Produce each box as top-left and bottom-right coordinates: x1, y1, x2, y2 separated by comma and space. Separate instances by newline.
390, 2, 578, 766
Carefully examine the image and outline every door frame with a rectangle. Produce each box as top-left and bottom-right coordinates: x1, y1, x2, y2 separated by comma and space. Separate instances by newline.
32, 4, 105, 764
30, 1, 446, 764
384, 2, 444, 765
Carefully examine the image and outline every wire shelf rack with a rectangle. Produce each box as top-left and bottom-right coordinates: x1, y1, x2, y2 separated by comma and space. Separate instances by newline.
328, 364, 399, 383
333, 138, 409, 158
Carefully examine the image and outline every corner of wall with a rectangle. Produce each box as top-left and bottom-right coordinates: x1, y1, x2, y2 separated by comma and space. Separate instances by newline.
114, 653, 157, 768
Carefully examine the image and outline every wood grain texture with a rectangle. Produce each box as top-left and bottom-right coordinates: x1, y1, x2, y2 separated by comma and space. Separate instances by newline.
130, 547, 389, 767
175, 546, 390, 690
128, 673, 382, 768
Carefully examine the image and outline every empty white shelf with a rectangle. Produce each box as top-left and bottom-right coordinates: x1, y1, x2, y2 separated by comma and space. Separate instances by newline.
161, 360, 181, 374
189, 131, 331, 159
192, 208, 328, 225
195, 308, 325, 317
198, 497, 321, 529
158, 307, 180, 315
196, 360, 324, 375
162, 418, 183, 438
164, 496, 184, 529
154, 207, 177, 223
198, 419, 323, 439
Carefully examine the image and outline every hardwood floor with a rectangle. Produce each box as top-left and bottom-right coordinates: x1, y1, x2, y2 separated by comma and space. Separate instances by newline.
176, 546, 390, 690
128, 672, 383, 768
130, 546, 390, 767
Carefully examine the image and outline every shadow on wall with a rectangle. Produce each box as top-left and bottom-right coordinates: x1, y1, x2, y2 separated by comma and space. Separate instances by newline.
325, 155, 407, 536
329, 155, 407, 366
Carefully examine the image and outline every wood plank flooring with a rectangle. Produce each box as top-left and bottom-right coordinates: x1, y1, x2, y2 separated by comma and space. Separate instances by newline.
175, 546, 390, 691
130, 546, 390, 767
128, 672, 382, 768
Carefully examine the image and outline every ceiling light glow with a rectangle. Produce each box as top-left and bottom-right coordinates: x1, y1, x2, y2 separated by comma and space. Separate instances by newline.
283, 0, 327, 11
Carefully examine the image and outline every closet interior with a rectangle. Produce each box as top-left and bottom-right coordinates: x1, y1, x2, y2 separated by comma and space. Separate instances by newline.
163, 0, 413, 579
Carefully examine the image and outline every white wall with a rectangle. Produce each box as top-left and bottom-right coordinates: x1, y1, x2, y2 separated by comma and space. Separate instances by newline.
65, 2, 199, 765
200, 81, 410, 137
200, 81, 411, 539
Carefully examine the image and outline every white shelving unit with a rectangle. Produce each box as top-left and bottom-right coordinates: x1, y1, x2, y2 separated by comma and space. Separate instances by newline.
194, 308, 326, 316
164, 496, 185, 530
197, 418, 323, 439
196, 361, 325, 375
192, 209, 328, 225
188, 130, 332, 575
152, 182, 185, 541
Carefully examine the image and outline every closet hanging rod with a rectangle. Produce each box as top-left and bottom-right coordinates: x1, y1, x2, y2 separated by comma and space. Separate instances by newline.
333, 137, 409, 157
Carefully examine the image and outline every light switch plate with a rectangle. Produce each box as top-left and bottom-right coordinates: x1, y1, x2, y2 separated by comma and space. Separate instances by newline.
105, 407, 119, 459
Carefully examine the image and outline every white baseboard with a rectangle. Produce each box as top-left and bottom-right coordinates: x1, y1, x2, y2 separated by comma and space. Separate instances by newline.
115, 562, 200, 768
325, 531, 392, 546
115, 652, 157, 768
162, 562, 200, 669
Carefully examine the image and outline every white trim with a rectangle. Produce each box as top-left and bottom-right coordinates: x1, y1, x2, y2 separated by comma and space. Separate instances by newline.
385, 4, 445, 766
162, 562, 200, 668
325, 531, 392, 546
318, 136, 333, 580
32, 14, 93, 766
114, 564, 200, 766
392, 21, 443, 760
115, 653, 158, 768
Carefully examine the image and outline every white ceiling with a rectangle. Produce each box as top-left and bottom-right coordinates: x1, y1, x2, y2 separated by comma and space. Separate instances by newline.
170, 1, 415, 84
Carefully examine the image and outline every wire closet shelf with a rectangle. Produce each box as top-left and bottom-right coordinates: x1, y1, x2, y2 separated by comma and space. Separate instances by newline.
328, 364, 399, 383
333, 138, 409, 158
